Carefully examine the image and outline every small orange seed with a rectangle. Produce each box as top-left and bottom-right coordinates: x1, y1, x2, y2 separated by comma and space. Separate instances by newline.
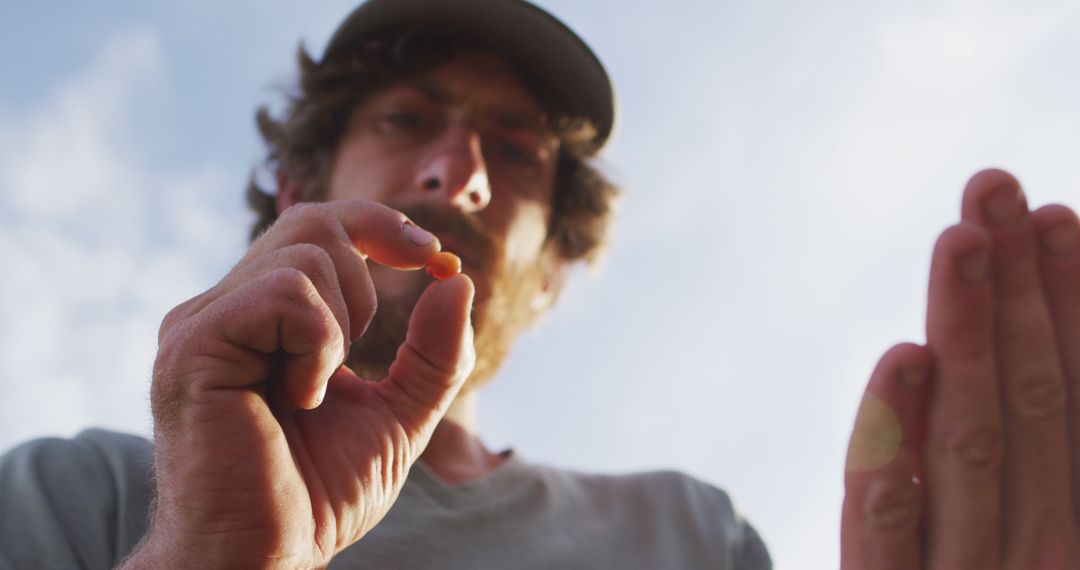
426, 251, 462, 280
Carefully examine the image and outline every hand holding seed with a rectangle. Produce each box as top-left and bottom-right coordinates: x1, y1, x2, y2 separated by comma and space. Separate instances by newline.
130, 200, 476, 568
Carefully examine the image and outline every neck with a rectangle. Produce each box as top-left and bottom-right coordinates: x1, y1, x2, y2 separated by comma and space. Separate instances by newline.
419, 389, 506, 485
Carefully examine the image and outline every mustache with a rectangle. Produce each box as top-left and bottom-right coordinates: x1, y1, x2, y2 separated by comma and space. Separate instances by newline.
399, 203, 499, 269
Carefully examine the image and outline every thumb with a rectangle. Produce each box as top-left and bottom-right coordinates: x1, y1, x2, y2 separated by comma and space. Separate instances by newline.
375, 274, 476, 437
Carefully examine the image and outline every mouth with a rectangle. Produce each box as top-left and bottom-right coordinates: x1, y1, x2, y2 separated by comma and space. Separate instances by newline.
393, 202, 496, 274
434, 235, 484, 273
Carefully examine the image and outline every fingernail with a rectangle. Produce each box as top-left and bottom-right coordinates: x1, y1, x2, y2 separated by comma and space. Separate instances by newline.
402, 220, 436, 247
1040, 220, 1078, 256
983, 185, 1026, 225
899, 367, 926, 389
957, 247, 990, 283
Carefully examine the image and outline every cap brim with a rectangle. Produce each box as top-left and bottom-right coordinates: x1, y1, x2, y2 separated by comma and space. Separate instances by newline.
323, 0, 615, 150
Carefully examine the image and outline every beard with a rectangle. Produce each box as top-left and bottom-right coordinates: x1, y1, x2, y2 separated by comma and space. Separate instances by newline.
345, 202, 548, 394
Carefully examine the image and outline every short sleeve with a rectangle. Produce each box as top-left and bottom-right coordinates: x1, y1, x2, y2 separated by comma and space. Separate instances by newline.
734, 517, 772, 570
0, 429, 154, 570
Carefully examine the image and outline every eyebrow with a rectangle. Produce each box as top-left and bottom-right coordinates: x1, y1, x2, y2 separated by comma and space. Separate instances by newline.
404, 78, 554, 139
407, 78, 458, 105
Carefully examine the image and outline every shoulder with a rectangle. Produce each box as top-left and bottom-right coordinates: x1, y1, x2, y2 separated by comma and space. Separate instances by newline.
1, 428, 153, 502
0, 429, 154, 569
3, 428, 152, 469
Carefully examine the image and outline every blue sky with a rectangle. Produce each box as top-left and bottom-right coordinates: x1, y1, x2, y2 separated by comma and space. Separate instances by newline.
2, 1, 1079, 567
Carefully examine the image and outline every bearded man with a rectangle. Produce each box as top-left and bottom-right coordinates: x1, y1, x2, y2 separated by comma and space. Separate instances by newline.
5, 1, 1079, 569
0, 1, 771, 568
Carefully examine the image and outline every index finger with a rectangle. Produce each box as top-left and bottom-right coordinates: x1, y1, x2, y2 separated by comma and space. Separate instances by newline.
176, 199, 443, 341
265, 199, 442, 270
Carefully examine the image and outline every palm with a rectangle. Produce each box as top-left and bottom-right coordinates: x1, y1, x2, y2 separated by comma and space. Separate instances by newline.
285, 370, 421, 560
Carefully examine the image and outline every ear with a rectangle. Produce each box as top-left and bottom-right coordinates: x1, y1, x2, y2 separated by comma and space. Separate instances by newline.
275, 170, 301, 214
530, 258, 568, 313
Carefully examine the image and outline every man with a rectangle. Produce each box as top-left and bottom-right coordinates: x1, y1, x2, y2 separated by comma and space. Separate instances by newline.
0, 1, 771, 568
4, 2, 1080, 570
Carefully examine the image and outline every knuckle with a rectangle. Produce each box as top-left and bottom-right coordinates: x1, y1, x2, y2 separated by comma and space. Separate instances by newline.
887, 341, 924, 356
287, 241, 331, 261
158, 295, 202, 341
1005, 368, 1066, 421
282, 243, 337, 278
301, 310, 344, 359
878, 342, 930, 375
269, 267, 316, 299
289, 304, 340, 348
946, 425, 1003, 473
862, 478, 922, 533
267, 267, 339, 336
275, 203, 349, 250
279, 201, 328, 225
880, 342, 916, 364
396, 344, 461, 391
277, 246, 349, 326
937, 222, 989, 251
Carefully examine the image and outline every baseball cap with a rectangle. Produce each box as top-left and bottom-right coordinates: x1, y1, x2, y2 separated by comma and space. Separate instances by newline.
322, 0, 616, 151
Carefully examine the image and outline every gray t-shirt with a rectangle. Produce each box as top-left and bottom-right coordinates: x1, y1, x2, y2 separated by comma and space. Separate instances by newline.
0, 429, 771, 569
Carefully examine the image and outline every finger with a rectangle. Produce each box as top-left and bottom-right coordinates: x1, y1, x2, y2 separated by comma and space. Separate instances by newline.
1031, 204, 1080, 524
375, 274, 475, 441
960, 170, 1074, 564
190, 200, 438, 341
211, 240, 374, 343
271, 201, 439, 339
842, 343, 931, 570
244, 201, 436, 338
187, 268, 345, 409
166, 242, 359, 367
244, 244, 354, 354
260, 200, 440, 269
923, 222, 1001, 570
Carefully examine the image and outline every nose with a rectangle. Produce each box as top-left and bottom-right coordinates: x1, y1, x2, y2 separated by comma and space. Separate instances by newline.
414, 126, 492, 213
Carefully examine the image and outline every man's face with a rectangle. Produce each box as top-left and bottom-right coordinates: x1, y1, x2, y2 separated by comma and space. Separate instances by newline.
324, 50, 561, 389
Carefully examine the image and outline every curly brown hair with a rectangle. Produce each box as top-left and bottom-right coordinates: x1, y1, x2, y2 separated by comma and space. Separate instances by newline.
246, 27, 619, 267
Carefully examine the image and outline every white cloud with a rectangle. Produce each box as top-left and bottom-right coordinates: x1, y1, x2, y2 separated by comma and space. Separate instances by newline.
5, 30, 158, 223
0, 29, 242, 451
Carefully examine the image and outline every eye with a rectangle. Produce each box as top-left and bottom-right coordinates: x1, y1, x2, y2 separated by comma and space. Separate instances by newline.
377, 111, 427, 134
488, 140, 542, 169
